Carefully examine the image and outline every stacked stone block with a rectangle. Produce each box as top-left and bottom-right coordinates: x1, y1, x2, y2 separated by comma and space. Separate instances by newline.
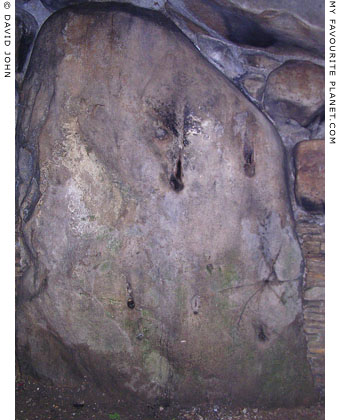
294, 139, 325, 397
296, 221, 325, 395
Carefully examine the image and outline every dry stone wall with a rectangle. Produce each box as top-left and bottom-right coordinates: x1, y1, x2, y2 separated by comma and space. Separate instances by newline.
294, 140, 325, 397
297, 221, 325, 396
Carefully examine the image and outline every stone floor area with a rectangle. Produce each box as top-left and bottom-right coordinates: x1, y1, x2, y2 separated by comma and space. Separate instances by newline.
15, 377, 325, 420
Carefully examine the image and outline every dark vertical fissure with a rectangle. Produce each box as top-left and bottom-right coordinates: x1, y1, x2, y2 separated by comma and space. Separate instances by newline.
170, 157, 184, 192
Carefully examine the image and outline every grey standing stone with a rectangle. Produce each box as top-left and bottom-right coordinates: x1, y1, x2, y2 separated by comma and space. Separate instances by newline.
16, 3, 314, 407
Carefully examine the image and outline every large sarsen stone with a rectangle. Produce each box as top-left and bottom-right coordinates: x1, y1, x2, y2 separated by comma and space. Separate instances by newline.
16, 3, 314, 407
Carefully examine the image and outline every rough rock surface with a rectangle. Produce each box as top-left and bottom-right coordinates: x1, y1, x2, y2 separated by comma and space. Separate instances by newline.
37, 0, 323, 60
17, 0, 51, 27
241, 74, 266, 103
40, 0, 166, 12
16, 9, 38, 77
17, 1, 325, 90
264, 61, 325, 128
294, 140, 325, 213
16, 4, 315, 406
166, 0, 324, 56
227, 0, 324, 28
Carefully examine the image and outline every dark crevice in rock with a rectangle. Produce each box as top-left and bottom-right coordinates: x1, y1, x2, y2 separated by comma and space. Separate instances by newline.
21, 178, 41, 223
307, 108, 325, 137
16, 225, 46, 305
16, 12, 38, 74
16, 9, 38, 78
257, 325, 268, 342
222, 11, 277, 49
301, 105, 325, 128
127, 297, 135, 309
191, 295, 200, 315
170, 157, 184, 192
126, 281, 135, 309
16, 80, 55, 229
299, 197, 325, 214
182, 0, 277, 49
206, 263, 213, 274
312, 107, 325, 126
175, 156, 182, 180
243, 140, 255, 177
